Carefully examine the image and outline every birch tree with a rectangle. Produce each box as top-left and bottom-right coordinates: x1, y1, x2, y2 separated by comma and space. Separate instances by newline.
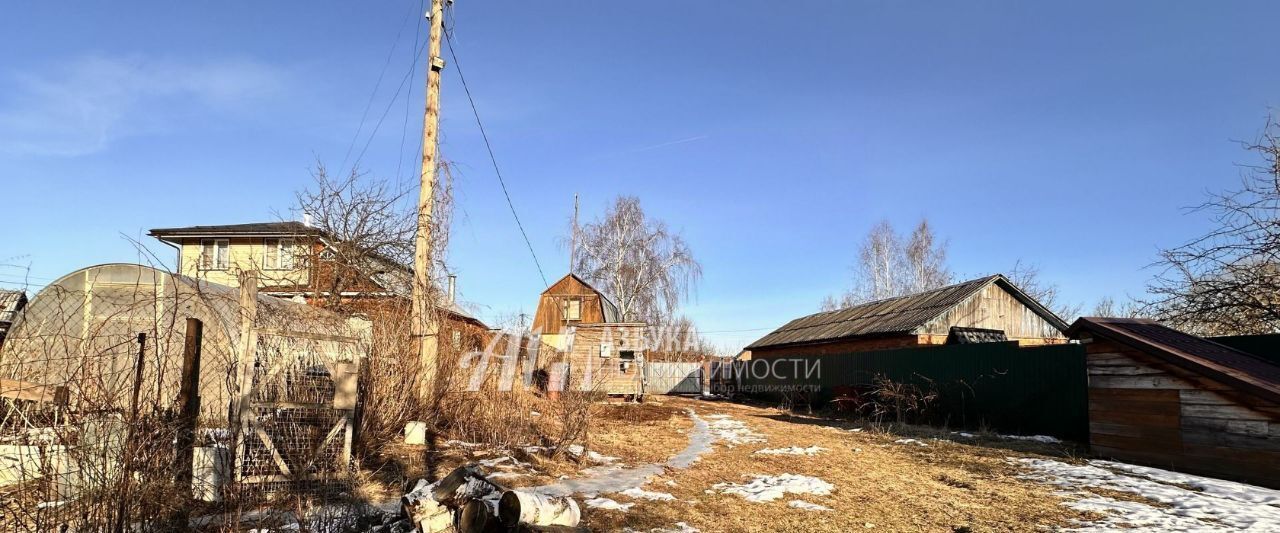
823, 219, 952, 310
571, 196, 701, 323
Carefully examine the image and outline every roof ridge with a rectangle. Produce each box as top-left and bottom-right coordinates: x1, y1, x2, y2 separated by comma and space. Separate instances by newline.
817, 274, 999, 315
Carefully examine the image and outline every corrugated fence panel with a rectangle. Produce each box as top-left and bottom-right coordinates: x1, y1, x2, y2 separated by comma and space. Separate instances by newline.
738, 342, 1087, 441
646, 362, 703, 395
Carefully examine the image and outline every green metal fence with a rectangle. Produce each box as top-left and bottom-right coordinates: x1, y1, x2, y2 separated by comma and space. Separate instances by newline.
738, 342, 1088, 441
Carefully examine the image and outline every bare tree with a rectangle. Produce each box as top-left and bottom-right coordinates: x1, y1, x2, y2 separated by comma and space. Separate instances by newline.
571, 196, 702, 323
823, 219, 951, 310
1144, 116, 1280, 334
904, 219, 952, 294
294, 161, 453, 310
1007, 260, 1081, 322
1090, 295, 1146, 319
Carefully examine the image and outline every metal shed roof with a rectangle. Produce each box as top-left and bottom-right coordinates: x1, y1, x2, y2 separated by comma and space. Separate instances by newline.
747, 275, 1066, 349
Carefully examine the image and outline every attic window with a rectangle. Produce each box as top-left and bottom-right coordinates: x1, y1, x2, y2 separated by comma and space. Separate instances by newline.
562, 298, 582, 321
200, 239, 229, 270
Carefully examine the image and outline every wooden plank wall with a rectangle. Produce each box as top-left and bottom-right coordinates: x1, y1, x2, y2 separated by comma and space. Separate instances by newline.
532, 276, 607, 335
1086, 338, 1280, 488
922, 282, 1066, 341
561, 325, 645, 396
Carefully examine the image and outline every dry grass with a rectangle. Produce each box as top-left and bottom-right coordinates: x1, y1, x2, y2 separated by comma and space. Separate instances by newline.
363, 396, 1102, 532
571, 397, 1092, 533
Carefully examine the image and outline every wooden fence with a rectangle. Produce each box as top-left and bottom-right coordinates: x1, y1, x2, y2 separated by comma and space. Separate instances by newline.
735, 342, 1088, 441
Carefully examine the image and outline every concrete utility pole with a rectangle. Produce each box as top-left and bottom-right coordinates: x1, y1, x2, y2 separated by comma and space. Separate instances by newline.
413, 0, 447, 398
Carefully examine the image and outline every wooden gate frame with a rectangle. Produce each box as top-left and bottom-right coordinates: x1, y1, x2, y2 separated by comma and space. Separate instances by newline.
231, 274, 361, 485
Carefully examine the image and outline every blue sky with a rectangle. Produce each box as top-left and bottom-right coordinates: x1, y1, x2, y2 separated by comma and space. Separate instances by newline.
2, 2, 1278, 351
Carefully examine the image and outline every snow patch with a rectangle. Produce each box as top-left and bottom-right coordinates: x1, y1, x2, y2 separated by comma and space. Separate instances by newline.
533, 410, 713, 497
620, 487, 676, 501
712, 474, 834, 503
788, 500, 833, 511
565, 444, 621, 464
754, 446, 827, 456
705, 416, 765, 446
1018, 457, 1280, 531
999, 434, 1061, 444
584, 496, 633, 512
894, 438, 928, 447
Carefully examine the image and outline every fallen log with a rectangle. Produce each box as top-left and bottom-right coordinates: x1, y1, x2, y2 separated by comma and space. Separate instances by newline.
498, 490, 581, 529
458, 497, 501, 532
402, 479, 452, 533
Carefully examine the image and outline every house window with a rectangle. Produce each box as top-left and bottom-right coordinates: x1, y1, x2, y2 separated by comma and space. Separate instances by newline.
618, 350, 636, 373
263, 238, 295, 270
451, 330, 462, 351
200, 239, 229, 270
562, 298, 582, 321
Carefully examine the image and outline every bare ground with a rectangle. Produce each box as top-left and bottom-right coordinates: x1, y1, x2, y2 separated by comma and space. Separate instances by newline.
371, 396, 1099, 532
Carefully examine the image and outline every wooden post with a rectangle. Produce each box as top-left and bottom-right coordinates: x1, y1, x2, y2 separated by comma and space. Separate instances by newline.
413, 0, 447, 399
113, 332, 147, 533
174, 318, 203, 501
233, 271, 259, 483
129, 332, 147, 417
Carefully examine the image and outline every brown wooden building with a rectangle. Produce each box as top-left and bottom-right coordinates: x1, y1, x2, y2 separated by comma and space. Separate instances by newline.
532, 274, 621, 349
747, 275, 1068, 358
1068, 317, 1280, 488
531, 274, 648, 396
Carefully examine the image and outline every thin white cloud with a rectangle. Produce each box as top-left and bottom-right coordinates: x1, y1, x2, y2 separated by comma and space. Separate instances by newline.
0, 54, 290, 157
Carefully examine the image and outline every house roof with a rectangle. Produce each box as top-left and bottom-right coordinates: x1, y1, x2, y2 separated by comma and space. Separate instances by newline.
543, 273, 621, 323
747, 274, 1067, 350
1067, 317, 1280, 404
148, 221, 321, 240
149, 221, 487, 328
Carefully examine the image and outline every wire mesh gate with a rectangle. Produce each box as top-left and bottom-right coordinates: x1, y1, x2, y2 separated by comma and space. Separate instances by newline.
236, 328, 360, 489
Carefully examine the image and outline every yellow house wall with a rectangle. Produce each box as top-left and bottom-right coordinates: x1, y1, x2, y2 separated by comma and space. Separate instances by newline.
178, 238, 310, 289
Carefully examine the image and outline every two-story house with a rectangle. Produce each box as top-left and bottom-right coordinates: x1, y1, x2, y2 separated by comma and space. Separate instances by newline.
148, 221, 490, 353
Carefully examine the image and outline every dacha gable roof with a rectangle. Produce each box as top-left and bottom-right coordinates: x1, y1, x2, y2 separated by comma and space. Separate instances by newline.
1067, 317, 1280, 404
748, 274, 1067, 350
542, 273, 621, 323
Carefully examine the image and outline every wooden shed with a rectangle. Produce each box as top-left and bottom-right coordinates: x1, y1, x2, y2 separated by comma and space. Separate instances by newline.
1068, 317, 1280, 488
748, 275, 1068, 358
559, 322, 647, 397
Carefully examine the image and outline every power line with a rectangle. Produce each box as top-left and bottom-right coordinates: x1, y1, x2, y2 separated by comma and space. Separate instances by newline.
339, 2, 418, 176
396, 0, 427, 184
351, 32, 432, 172
443, 21, 549, 287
